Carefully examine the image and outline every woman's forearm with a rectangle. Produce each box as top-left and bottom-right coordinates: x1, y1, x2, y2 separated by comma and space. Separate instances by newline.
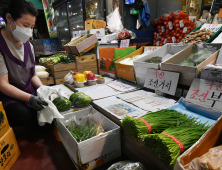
31, 75, 43, 89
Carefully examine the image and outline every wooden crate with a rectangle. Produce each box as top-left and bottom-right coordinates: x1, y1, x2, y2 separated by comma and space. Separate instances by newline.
50, 62, 76, 72
40, 77, 55, 85
76, 61, 97, 70
78, 68, 98, 74
76, 54, 96, 63
52, 70, 77, 79
55, 78, 65, 85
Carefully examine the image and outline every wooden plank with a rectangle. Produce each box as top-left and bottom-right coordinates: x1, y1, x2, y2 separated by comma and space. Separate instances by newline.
64, 82, 78, 92
40, 76, 55, 85
76, 54, 96, 63
52, 70, 77, 79
55, 78, 65, 85
50, 62, 76, 72
76, 61, 97, 70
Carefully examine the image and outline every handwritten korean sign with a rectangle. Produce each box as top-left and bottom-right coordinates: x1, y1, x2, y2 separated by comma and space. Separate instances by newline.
120, 39, 130, 48
200, 24, 222, 33
185, 78, 222, 112
144, 69, 179, 95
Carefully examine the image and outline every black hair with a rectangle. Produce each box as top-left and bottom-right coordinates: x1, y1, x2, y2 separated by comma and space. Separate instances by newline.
0, 0, 38, 24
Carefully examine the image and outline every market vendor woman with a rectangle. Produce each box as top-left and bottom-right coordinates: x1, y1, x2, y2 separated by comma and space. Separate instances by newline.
0, 0, 48, 129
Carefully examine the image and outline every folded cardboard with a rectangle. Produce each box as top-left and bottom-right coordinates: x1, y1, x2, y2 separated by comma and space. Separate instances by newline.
0, 128, 20, 170
115, 46, 159, 82
0, 102, 10, 138
64, 34, 98, 56
99, 47, 116, 73
161, 44, 221, 86
55, 107, 121, 164
85, 19, 106, 30
134, 43, 191, 86
175, 116, 222, 170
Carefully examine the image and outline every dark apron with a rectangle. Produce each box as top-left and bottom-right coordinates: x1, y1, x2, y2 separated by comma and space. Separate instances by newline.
0, 29, 36, 108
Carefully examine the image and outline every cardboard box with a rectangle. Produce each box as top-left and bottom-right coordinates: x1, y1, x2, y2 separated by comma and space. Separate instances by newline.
175, 116, 222, 170
200, 69, 222, 83
0, 128, 20, 170
97, 33, 118, 44
99, 47, 116, 73
50, 62, 77, 72
76, 54, 96, 63
0, 102, 10, 138
115, 46, 160, 82
134, 43, 191, 86
55, 107, 121, 165
89, 28, 105, 37
85, 19, 106, 30
161, 44, 221, 86
64, 34, 98, 56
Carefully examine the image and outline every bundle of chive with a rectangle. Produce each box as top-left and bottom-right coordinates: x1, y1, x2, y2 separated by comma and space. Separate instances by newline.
141, 122, 210, 167
122, 109, 195, 139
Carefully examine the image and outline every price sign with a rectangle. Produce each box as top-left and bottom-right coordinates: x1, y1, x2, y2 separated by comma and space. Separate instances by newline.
185, 78, 222, 112
161, 26, 165, 33
183, 27, 187, 33
107, 81, 137, 92
168, 22, 173, 29
179, 20, 184, 28
144, 69, 179, 95
200, 24, 222, 33
120, 39, 130, 48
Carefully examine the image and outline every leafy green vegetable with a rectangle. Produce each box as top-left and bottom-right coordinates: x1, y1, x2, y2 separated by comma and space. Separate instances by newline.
145, 56, 162, 63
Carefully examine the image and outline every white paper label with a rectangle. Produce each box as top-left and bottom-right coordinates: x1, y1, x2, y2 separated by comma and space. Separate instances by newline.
172, 36, 176, 43
185, 78, 222, 112
179, 20, 184, 28
200, 24, 222, 33
168, 22, 173, 29
161, 26, 165, 33
157, 33, 161, 39
164, 38, 167, 44
183, 27, 187, 33
156, 41, 160, 46
120, 39, 130, 48
144, 69, 179, 95
107, 81, 138, 92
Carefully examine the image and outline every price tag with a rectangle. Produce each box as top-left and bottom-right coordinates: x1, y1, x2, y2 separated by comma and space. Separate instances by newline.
164, 38, 167, 44
172, 36, 176, 43
156, 41, 160, 46
161, 26, 165, 33
183, 27, 187, 33
179, 20, 184, 28
164, 13, 169, 17
144, 69, 180, 95
185, 78, 222, 112
168, 22, 173, 29
200, 24, 222, 33
157, 33, 161, 39
120, 39, 130, 48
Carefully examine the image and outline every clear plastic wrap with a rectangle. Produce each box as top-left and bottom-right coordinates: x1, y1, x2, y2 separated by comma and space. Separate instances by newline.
106, 7, 123, 33
185, 145, 222, 170
107, 161, 146, 170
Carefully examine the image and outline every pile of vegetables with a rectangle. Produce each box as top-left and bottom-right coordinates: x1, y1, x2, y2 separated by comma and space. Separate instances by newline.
152, 11, 196, 46
181, 29, 214, 43
67, 120, 104, 143
122, 109, 211, 167
52, 92, 92, 112
145, 56, 162, 63
39, 53, 71, 65
179, 48, 214, 67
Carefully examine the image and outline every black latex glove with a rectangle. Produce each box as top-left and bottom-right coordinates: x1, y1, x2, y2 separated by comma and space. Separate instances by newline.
29, 95, 48, 111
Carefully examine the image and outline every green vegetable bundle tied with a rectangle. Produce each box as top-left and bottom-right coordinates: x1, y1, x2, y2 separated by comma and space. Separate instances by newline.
122, 109, 193, 139
67, 121, 104, 143
142, 122, 210, 167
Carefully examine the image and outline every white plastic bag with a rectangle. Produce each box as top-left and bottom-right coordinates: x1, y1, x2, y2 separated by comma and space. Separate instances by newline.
106, 7, 123, 33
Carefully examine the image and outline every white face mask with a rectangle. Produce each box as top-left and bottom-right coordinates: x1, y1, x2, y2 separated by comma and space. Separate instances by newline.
10, 21, 33, 43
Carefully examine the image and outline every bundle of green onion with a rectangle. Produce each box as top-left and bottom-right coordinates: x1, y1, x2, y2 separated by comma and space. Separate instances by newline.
141, 122, 210, 167
122, 109, 194, 139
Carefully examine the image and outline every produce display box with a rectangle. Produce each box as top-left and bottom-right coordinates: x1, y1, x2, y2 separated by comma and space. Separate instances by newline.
175, 116, 222, 170
55, 106, 121, 165
76, 61, 97, 70
50, 62, 76, 72
75, 54, 96, 63
180, 25, 222, 43
161, 44, 221, 86
64, 34, 98, 56
89, 28, 105, 37
97, 33, 118, 44
200, 69, 222, 83
134, 43, 191, 86
51, 70, 77, 79
115, 46, 159, 82
0, 128, 20, 170
99, 47, 116, 73
40, 76, 55, 85
55, 78, 65, 85
0, 102, 10, 138
85, 19, 106, 30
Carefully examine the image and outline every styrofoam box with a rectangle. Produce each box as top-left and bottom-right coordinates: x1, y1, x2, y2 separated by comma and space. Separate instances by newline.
90, 28, 105, 37
97, 33, 118, 44
55, 106, 121, 164
133, 43, 191, 86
